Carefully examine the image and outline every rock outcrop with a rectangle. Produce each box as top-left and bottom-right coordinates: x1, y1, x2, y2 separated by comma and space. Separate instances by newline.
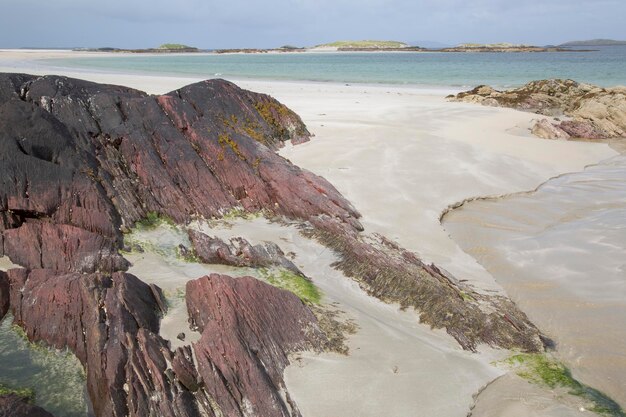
450, 79, 626, 139
188, 230, 302, 274
5, 268, 322, 417
186, 274, 325, 417
0, 73, 361, 274
6, 268, 199, 417
0, 394, 55, 417
0, 73, 550, 416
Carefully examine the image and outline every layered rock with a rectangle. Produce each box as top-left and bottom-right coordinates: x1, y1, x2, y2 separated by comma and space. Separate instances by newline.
186, 274, 325, 417
0, 73, 361, 274
530, 118, 570, 140
5, 268, 323, 417
6, 268, 200, 417
450, 79, 626, 139
188, 229, 302, 274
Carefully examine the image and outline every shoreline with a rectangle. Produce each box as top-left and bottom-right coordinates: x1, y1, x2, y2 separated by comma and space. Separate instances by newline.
0, 50, 621, 416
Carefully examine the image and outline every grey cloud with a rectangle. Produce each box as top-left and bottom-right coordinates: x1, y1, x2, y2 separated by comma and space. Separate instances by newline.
0, 0, 625, 48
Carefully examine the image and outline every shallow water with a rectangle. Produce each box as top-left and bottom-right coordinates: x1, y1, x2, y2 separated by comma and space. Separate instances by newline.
43, 46, 626, 88
443, 155, 626, 408
0, 316, 89, 416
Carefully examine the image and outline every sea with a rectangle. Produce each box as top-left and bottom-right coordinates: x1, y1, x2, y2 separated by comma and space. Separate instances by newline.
43, 46, 626, 89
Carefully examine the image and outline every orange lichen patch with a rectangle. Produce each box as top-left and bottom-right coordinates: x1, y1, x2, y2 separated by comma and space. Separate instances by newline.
218, 133, 246, 161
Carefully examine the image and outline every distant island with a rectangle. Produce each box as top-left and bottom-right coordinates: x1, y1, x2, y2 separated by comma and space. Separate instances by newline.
71, 40, 597, 55
316, 40, 409, 49
312, 40, 426, 52
436, 43, 579, 53
74, 43, 201, 53
214, 45, 306, 54
559, 39, 626, 46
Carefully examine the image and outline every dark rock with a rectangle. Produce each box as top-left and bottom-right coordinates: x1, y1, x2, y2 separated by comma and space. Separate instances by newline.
0, 73, 361, 274
186, 274, 325, 417
177, 332, 186, 341
188, 230, 302, 274
0, 394, 55, 417
172, 346, 200, 392
0, 271, 8, 320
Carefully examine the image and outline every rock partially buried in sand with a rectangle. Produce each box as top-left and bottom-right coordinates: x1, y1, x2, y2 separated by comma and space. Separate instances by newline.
450, 79, 626, 139
531, 118, 570, 140
188, 230, 303, 275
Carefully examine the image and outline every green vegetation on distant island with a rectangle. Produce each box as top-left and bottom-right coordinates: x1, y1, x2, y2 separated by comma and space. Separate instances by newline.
501, 353, 625, 417
0, 383, 35, 402
158, 43, 195, 50
260, 268, 322, 304
316, 40, 409, 49
559, 39, 626, 46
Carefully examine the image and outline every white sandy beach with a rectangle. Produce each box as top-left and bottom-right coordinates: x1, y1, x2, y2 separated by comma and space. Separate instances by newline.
0, 50, 621, 416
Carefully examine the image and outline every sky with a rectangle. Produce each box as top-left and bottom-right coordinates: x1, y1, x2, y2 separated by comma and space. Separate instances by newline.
1, 0, 625, 49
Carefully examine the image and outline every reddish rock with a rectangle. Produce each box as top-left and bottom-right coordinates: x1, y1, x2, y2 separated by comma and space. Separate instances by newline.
0, 394, 55, 417
6, 268, 324, 417
0, 74, 361, 273
557, 119, 607, 139
186, 274, 325, 417
188, 230, 302, 274
3, 221, 127, 273
7, 269, 200, 417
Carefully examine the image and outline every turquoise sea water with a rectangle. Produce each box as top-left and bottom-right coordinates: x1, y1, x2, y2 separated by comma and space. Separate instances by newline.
44, 46, 626, 88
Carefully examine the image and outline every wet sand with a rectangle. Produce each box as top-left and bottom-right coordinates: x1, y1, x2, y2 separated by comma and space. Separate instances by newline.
443, 155, 626, 408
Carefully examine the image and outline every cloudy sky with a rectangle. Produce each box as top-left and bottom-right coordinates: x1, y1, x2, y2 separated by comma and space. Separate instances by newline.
1, 0, 625, 48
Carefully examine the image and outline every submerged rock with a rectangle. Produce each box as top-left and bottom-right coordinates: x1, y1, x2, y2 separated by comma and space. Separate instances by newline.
450, 79, 626, 139
0, 394, 55, 417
